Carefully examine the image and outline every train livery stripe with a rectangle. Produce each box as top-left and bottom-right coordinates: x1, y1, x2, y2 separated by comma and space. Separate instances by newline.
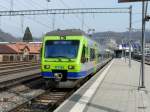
41, 72, 53, 77
41, 68, 95, 79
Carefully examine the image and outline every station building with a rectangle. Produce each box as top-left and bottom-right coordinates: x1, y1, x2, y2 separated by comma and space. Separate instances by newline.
0, 42, 41, 62
114, 44, 134, 58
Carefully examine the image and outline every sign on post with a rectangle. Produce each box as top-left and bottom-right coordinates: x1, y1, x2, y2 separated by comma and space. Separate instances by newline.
118, 0, 150, 3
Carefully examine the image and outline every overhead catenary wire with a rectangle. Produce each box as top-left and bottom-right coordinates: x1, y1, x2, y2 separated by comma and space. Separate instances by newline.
30, 0, 47, 9
145, 1, 148, 18
0, 3, 9, 10
81, 14, 84, 30
5, 0, 52, 29
10, 0, 14, 11
80, 0, 87, 8
0, 0, 51, 37
52, 14, 55, 30
20, 15, 24, 33
25, 16, 50, 28
29, 0, 54, 30
0, 0, 47, 35
0, 7, 131, 34
0, 0, 133, 37
0, 1, 23, 31
22, 0, 55, 31
59, 0, 91, 30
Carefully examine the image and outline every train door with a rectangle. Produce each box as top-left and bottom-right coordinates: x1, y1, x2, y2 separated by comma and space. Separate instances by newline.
81, 45, 86, 63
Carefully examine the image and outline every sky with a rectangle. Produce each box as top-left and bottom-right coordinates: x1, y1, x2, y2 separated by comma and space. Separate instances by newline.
0, 0, 149, 38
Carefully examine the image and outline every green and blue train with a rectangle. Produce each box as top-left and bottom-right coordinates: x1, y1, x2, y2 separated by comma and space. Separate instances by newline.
41, 29, 110, 88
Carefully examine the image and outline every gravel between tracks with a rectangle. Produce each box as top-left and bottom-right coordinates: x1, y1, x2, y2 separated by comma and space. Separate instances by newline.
0, 81, 45, 112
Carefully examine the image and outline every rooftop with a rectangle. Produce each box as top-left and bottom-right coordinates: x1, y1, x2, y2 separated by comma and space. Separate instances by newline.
0, 42, 41, 54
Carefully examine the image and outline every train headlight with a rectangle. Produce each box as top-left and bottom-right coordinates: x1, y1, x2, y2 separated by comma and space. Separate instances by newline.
44, 65, 50, 69
68, 65, 75, 69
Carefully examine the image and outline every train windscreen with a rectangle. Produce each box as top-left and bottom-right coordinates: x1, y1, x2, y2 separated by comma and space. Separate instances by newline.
45, 40, 79, 59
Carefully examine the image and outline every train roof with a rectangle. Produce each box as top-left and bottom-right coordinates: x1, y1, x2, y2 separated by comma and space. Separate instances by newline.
45, 29, 100, 48
45, 29, 87, 36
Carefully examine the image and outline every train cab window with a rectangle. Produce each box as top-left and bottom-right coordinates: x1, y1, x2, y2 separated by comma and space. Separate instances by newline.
81, 46, 86, 63
45, 40, 79, 59
90, 48, 95, 61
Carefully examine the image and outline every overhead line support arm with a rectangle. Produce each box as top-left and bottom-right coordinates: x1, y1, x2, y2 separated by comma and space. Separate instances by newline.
0, 7, 130, 16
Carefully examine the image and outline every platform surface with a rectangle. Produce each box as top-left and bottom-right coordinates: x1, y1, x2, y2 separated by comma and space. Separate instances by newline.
55, 59, 150, 112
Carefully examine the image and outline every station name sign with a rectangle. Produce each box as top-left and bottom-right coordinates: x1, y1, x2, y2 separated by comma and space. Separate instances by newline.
118, 0, 150, 3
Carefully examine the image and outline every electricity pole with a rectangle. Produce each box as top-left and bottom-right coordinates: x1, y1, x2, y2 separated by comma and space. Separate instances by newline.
118, 0, 149, 89
129, 5, 132, 68
140, 0, 146, 88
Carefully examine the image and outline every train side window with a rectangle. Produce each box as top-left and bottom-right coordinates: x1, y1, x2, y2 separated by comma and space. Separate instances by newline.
81, 45, 86, 63
90, 48, 95, 61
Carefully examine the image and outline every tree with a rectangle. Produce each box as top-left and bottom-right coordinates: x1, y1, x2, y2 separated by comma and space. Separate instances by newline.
23, 27, 33, 42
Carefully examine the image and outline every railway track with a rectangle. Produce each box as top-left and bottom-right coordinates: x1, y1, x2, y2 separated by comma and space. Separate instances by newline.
0, 61, 39, 67
0, 72, 41, 90
11, 88, 74, 112
132, 54, 150, 65
0, 65, 40, 77
0, 63, 40, 89
133, 59, 150, 65
8, 58, 112, 112
0, 63, 39, 71
0, 77, 46, 112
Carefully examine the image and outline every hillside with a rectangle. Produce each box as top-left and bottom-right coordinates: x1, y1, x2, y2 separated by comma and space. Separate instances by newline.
0, 29, 150, 44
92, 31, 150, 44
0, 29, 18, 42
92, 31, 150, 49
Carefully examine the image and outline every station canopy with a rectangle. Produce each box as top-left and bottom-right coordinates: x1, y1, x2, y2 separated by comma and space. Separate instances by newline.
118, 0, 150, 3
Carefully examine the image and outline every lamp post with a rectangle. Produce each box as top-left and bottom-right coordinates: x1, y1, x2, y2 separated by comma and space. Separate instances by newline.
129, 5, 132, 68
140, 0, 146, 88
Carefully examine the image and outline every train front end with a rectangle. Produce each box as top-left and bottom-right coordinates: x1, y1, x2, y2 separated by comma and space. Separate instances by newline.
41, 35, 84, 87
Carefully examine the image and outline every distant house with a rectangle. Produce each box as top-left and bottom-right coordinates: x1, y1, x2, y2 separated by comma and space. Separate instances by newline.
0, 42, 41, 62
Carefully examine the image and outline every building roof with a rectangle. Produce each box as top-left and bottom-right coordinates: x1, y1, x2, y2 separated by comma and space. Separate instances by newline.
27, 43, 41, 54
0, 42, 41, 54
7, 43, 29, 53
0, 45, 17, 54
46, 29, 87, 36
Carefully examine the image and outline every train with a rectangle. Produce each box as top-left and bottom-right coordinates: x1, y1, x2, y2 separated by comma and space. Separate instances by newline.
41, 29, 112, 88
132, 53, 150, 62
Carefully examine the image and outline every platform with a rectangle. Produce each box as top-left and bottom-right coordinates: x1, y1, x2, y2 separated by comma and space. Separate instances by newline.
55, 59, 150, 112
